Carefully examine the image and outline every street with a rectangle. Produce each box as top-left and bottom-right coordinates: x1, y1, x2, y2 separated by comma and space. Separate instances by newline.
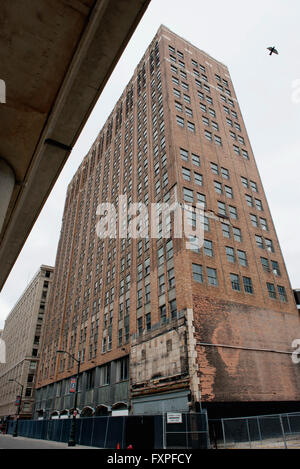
0, 434, 98, 449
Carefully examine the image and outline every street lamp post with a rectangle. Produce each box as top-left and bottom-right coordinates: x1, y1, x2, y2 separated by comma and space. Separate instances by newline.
8, 379, 24, 437
56, 350, 80, 447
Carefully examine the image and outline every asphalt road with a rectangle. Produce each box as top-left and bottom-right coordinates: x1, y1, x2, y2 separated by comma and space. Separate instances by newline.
0, 434, 98, 449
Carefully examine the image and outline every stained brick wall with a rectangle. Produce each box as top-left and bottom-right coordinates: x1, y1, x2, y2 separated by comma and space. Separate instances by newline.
193, 295, 300, 402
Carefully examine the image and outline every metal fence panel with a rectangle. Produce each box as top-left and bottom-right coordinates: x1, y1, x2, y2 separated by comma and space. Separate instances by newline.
215, 411, 300, 449
91, 417, 109, 448
4, 412, 209, 449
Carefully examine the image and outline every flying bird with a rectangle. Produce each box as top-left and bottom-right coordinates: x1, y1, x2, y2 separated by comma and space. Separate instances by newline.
267, 46, 279, 56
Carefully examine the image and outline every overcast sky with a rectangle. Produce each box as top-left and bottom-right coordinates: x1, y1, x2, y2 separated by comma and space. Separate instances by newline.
1, 0, 300, 328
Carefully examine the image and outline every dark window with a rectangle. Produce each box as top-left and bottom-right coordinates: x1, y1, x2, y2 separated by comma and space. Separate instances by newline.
207, 268, 218, 286
192, 263, 203, 283
267, 282, 276, 299
230, 273, 240, 291
243, 277, 253, 294
278, 285, 287, 302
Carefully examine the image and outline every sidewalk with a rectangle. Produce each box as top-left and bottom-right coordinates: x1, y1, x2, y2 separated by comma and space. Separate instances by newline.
0, 434, 100, 449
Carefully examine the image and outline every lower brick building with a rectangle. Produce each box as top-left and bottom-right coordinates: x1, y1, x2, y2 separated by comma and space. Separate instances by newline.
0, 265, 54, 420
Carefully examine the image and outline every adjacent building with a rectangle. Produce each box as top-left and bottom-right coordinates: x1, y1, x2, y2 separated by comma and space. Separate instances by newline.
0, 265, 54, 419
34, 25, 300, 420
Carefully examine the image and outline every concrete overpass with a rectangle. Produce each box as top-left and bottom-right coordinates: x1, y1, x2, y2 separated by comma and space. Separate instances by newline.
0, 0, 150, 291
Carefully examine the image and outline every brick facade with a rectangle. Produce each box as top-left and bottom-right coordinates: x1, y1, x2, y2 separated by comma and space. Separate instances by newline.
34, 25, 300, 419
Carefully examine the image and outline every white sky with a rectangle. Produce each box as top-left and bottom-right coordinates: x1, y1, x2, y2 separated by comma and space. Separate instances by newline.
1, 0, 300, 328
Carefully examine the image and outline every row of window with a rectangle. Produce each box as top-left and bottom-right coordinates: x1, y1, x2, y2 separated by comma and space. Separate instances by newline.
192, 263, 287, 301
169, 45, 234, 103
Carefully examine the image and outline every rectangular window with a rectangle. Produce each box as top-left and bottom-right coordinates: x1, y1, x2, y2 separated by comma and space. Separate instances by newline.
207, 268, 218, 286
204, 130, 212, 141
158, 274, 165, 295
189, 236, 200, 253
278, 285, 287, 302
245, 194, 254, 207
145, 283, 150, 303
180, 147, 189, 161
157, 246, 164, 266
214, 181, 223, 194
168, 268, 175, 289
250, 181, 258, 192
204, 239, 213, 257
169, 299, 177, 319
243, 277, 253, 294
194, 172, 203, 186
250, 214, 258, 227
229, 206, 238, 220
265, 238, 274, 253
271, 260, 281, 276
215, 135, 222, 146
203, 215, 210, 232
197, 192, 206, 208
175, 101, 183, 112
255, 199, 263, 211
183, 187, 194, 203
226, 246, 235, 263
267, 282, 276, 299
261, 257, 270, 272
160, 304, 167, 323
187, 121, 195, 132
221, 223, 231, 238
260, 218, 268, 231
146, 313, 151, 331
192, 263, 203, 283
221, 167, 230, 179
211, 162, 219, 175
185, 107, 193, 117
116, 357, 129, 381
202, 116, 209, 126
230, 273, 241, 291
255, 235, 264, 249
182, 167, 191, 181
192, 153, 201, 166
225, 186, 233, 198
218, 201, 227, 216
173, 88, 181, 98
233, 227, 242, 242
242, 149, 249, 160
176, 115, 184, 127
237, 250, 248, 267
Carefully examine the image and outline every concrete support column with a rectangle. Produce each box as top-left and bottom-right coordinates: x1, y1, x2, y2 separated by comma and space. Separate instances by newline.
0, 159, 15, 234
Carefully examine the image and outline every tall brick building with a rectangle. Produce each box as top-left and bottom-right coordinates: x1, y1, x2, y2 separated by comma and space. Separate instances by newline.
34, 25, 300, 420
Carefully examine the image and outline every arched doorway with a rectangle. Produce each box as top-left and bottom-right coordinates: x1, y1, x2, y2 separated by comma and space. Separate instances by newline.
60, 409, 69, 419
81, 406, 95, 417
111, 402, 129, 416
95, 404, 110, 416
50, 411, 60, 420
69, 408, 80, 418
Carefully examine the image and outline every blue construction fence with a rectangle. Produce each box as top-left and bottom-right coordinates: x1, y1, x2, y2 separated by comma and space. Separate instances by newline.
6, 412, 210, 449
